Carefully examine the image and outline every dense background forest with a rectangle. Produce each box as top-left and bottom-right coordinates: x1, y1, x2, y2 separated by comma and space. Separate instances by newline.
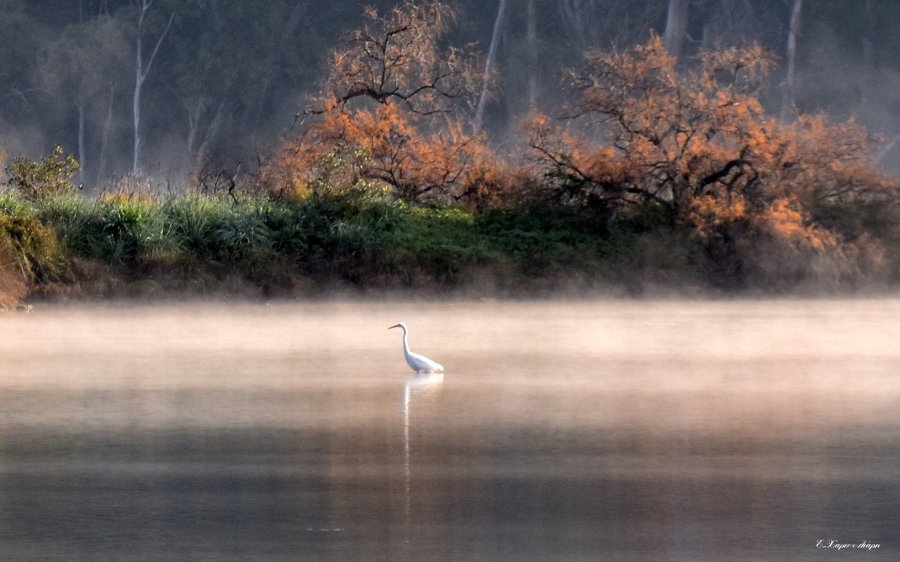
0, 0, 899, 304
1, 0, 898, 182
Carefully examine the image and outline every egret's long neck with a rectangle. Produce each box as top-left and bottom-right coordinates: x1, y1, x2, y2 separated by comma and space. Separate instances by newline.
401, 328, 411, 356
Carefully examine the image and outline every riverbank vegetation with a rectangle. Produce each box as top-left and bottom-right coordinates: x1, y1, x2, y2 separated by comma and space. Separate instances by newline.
1, 1, 898, 305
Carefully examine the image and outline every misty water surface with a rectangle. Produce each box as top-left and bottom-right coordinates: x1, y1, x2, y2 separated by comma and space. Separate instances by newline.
0, 299, 898, 560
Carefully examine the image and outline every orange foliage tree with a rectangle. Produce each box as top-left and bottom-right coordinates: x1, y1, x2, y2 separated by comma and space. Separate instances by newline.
525, 35, 899, 287
526, 35, 896, 224
269, 0, 500, 206
527, 36, 778, 220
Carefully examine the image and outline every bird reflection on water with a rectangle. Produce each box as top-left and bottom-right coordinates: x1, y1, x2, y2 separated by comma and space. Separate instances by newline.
403, 372, 444, 537
392, 320, 446, 526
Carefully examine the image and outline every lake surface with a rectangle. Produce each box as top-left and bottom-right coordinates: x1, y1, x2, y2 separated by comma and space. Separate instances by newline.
0, 299, 897, 560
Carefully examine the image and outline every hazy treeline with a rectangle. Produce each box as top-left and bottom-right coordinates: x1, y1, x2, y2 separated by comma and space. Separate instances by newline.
0, 0, 898, 187
0, 0, 899, 304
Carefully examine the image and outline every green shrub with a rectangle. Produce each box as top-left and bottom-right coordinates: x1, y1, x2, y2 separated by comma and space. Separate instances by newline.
0, 211, 64, 284
5, 146, 80, 199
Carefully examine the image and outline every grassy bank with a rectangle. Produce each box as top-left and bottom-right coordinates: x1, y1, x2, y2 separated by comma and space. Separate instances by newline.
0, 187, 640, 301
0, 181, 896, 306
4, 32, 899, 305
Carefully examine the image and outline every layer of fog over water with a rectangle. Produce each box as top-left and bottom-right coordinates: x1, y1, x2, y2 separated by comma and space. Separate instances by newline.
0, 299, 898, 560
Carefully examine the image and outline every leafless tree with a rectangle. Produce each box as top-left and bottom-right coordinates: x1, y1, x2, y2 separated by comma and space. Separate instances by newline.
663, 0, 689, 58
779, 0, 803, 122
314, 0, 478, 118
526, 0, 538, 110
474, 0, 508, 133
132, 0, 174, 177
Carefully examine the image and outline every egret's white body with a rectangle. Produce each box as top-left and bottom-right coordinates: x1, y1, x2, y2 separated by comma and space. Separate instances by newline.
389, 322, 444, 373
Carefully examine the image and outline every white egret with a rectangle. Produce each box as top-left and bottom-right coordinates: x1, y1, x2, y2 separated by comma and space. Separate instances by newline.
388, 322, 444, 373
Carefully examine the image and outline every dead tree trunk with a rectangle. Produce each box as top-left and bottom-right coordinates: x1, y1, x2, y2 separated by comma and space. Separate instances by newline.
132, 0, 174, 177
96, 83, 115, 185
779, 0, 803, 122
77, 104, 86, 186
527, 0, 537, 111
474, 0, 508, 134
663, 0, 690, 59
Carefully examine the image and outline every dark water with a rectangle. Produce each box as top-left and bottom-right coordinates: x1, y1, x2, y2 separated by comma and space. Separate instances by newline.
0, 300, 897, 560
